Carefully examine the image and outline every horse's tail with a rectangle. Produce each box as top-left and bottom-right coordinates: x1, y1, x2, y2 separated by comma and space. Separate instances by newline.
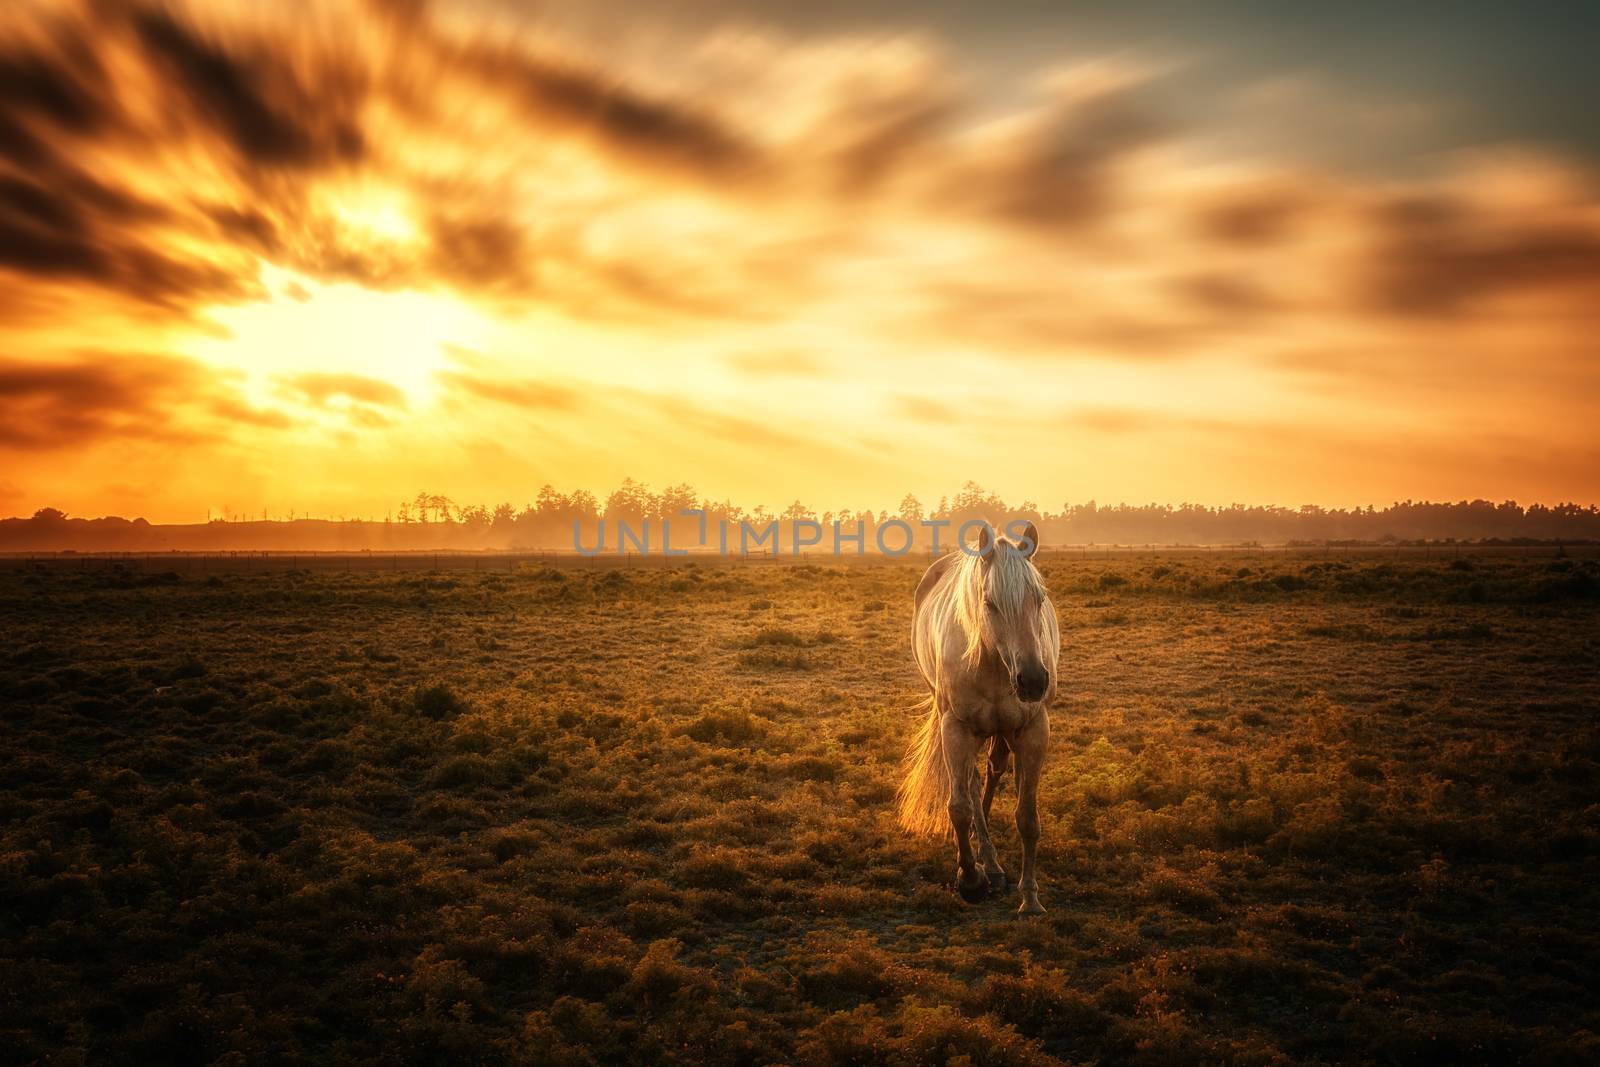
897, 696, 950, 837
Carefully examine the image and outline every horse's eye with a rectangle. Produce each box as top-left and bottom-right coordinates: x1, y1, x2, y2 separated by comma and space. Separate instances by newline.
984, 598, 998, 613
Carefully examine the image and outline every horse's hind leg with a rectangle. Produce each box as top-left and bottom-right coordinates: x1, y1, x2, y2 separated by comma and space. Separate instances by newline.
975, 738, 1009, 891
983, 736, 1010, 821
968, 760, 1006, 892
940, 715, 988, 903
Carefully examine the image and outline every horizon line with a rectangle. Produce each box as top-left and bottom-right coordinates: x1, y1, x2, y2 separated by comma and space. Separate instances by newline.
9, 496, 1600, 525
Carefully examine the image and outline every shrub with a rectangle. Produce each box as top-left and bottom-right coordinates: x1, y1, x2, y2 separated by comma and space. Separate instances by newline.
414, 683, 468, 719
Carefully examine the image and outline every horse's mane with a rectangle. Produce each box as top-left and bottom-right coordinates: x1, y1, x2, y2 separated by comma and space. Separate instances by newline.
952, 538, 1048, 670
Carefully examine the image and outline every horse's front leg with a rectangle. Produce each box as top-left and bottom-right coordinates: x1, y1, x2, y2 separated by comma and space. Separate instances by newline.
1012, 709, 1050, 915
940, 714, 988, 902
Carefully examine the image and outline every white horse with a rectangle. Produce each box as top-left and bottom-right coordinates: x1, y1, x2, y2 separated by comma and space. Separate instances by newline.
898, 521, 1060, 913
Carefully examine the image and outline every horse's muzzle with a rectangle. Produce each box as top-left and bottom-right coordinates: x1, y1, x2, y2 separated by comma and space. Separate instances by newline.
1014, 662, 1050, 703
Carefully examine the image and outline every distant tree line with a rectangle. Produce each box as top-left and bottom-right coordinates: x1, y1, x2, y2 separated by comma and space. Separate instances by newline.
6, 483, 1598, 552
378, 480, 1600, 547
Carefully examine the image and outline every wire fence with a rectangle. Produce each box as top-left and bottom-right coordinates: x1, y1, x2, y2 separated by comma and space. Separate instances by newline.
1, 541, 1594, 574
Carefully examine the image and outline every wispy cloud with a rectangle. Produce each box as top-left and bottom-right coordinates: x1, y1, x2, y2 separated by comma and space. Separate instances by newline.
281, 372, 409, 410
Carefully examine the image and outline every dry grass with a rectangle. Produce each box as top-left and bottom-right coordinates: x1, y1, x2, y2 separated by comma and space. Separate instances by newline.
1, 555, 1597, 1064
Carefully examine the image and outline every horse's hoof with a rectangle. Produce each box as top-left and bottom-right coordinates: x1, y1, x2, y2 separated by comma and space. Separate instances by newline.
957, 875, 989, 903
984, 868, 1008, 892
1017, 897, 1046, 916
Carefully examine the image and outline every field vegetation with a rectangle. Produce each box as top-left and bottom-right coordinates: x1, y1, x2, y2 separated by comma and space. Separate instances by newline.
2, 555, 1597, 1064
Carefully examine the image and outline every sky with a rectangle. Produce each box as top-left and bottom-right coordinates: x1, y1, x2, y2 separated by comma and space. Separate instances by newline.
3, 0, 1599, 522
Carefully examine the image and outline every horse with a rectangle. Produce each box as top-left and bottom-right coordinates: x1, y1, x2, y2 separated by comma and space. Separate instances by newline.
897, 520, 1060, 914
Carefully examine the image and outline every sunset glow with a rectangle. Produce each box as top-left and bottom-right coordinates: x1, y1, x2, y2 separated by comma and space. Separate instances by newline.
3, 0, 1599, 521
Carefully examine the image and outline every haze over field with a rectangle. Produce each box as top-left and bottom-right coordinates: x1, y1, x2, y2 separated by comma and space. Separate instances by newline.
3, 0, 1599, 520
6, 491, 1600, 555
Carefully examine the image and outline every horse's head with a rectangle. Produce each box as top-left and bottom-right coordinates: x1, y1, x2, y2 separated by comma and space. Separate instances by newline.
972, 521, 1055, 703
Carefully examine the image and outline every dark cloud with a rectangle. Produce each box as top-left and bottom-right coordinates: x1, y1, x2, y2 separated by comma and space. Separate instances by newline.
206, 205, 282, 253
0, 168, 154, 235
0, 14, 114, 168
828, 93, 951, 193
0, 353, 214, 449
0, 44, 106, 134
1364, 192, 1600, 313
0, 165, 243, 308
426, 213, 531, 291
1193, 184, 1309, 246
0, 8, 268, 313
0, 3, 402, 317
517, 58, 753, 176
130, 8, 364, 168
369, 0, 761, 180
1172, 272, 1274, 315
809, 63, 957, 194
946, 81, 1163, 229
425, 36, 759, 180
0, 167, 160, 246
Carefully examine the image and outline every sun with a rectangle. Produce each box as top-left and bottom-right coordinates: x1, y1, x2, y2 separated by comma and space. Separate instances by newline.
188, 266, 493, 414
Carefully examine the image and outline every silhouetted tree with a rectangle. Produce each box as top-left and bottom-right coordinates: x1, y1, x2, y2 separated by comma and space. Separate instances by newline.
657, 483, 698, 520
604, 479, 655, 526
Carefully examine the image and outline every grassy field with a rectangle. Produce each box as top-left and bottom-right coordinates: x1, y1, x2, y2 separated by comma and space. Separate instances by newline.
2, 555, 1597, 1065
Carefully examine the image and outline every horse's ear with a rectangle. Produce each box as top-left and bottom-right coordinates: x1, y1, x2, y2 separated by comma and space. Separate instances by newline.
977, 522, 993, 559
1020, 521, 1039, 559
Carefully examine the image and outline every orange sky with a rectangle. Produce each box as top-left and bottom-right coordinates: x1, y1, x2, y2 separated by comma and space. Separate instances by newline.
3, 0, 1599, 522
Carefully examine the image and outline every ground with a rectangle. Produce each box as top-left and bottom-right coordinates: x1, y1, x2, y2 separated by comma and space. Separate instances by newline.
1, 554, 1598, 1065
